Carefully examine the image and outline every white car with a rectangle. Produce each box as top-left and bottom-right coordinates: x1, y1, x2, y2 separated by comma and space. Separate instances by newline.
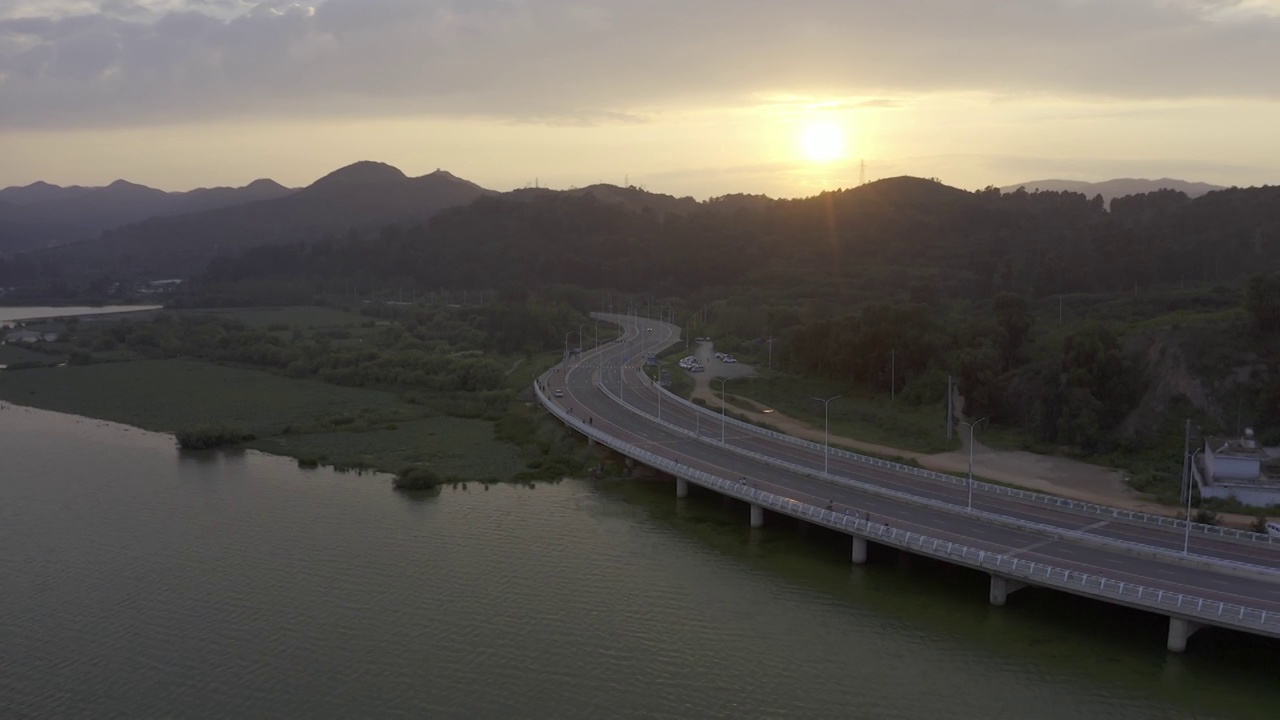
554, 389, 564, 398
723, 356, 737, 364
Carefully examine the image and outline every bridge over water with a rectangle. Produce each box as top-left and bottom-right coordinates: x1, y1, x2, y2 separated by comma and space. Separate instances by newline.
538, 314, 1280, 653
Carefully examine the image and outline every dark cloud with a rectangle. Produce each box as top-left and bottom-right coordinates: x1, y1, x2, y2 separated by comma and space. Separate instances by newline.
1, 0, 1278, 130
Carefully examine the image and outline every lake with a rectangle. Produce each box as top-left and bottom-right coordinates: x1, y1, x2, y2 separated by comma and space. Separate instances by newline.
2, 403, 1278, 718
0, 305, 161, 323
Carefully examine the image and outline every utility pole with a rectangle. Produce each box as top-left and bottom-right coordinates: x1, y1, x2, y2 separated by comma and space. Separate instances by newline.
890, 349, 896, 402
767, 336, 774, 371
946, 375, 954, 441
1182, 418, 1191, 506
1059, 296, 1063, 325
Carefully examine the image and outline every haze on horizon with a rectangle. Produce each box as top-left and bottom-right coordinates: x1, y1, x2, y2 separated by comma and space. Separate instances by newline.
1, 0, 1279, 199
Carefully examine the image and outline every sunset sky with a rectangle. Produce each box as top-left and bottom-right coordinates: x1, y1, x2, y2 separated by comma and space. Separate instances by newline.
2, 0, 1279, 197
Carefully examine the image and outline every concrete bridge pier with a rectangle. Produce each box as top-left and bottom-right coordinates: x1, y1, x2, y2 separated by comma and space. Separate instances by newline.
1166, 617, 1202, 653
750, 503, 764, 528
850, 536, 868, 564
675, 477, 688, 498
989, 575, 1027, 606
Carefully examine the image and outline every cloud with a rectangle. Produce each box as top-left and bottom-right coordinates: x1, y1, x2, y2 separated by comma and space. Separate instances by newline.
1, 0, 1280, 130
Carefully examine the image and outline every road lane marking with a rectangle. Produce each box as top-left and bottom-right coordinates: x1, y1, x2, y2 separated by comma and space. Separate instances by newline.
1006, 537, 1057, 558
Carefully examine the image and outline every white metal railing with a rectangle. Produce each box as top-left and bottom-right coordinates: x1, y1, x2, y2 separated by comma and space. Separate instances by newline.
535, 376, 1280, 636
625, 360, 1277, 547
594, 374, 1280, 578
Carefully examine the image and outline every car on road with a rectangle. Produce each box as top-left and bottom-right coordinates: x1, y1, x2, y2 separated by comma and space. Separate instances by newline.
723, 356, 737, 363
554, 389, 564, 398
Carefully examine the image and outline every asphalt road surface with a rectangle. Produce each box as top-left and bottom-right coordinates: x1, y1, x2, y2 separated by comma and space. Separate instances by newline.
544, 315, 1280, 617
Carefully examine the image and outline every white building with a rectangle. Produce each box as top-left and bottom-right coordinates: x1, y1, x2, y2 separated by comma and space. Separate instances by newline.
1196, 429, 1280, 507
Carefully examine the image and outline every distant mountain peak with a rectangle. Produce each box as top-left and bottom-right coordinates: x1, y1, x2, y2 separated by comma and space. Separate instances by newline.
245, 178, 287, 190
106, 179, 149, 190
1000, 177, 1224, 203
309, 161, 407, 190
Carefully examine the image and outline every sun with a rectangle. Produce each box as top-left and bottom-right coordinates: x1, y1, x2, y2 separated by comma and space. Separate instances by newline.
798, 119, 848, 164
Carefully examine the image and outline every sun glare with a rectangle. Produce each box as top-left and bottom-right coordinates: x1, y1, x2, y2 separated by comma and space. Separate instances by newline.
798, 119, 848, 163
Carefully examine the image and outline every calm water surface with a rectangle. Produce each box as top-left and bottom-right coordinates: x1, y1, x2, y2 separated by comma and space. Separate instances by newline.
2, 403, 1279, 719
0, 305, 161, 323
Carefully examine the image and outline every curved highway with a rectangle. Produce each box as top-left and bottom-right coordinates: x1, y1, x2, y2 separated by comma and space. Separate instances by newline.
541, 314, 1280, 645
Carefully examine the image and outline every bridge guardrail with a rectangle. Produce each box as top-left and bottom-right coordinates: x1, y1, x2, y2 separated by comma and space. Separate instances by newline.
595, 374, 1280, 579
628, 363, 1276, 547
536, 375, 1280, 636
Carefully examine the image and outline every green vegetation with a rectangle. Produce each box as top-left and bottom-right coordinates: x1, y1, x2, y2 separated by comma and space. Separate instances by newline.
0, 359, 403, 436
170, 306, 367, 329
392, 466, 445, 491
722, 372, 957, 455
175, 425, 255, 450
0, 299, 593, 484
0, 343, 57, 366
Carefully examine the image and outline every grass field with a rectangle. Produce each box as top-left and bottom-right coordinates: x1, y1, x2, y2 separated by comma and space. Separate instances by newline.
172, 306, 368, 328
0, 359, 406, 435
725, 372, 959, 455
0, 343, 58, 365
254, 417, 526, 480
0, 358, 528, 480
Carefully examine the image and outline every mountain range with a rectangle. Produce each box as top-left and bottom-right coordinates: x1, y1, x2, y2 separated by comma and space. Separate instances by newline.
1000, 178, 1225, 203
0, 164, 1241, 277
0, 178, 295, 254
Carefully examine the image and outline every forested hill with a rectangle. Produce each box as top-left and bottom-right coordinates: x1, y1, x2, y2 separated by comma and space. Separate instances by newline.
5, 175, 1279, 300
23, 163, 493, 276
189, 178, 1280, 301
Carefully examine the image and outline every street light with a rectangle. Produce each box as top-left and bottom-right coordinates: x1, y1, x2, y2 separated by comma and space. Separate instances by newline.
563, 330, 578, 362
655, 361, 664, 420
960, 417, 987, 510
1184, 447, 1203, 554
716, 376, 734, 443
811, 395, 841, 475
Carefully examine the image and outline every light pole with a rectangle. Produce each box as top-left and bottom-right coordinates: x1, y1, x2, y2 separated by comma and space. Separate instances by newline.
656, 362, 664, 420
960, 417, 987, 510
1184, 447, 1203, 554
716, 377, 733, 443
811, 395, 841, 474
563, 330, 577, 363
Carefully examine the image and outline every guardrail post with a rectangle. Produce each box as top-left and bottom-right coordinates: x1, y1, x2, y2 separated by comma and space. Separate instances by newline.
1166, 617, 1201, 653
675, 477, 688, 499
989, 575, 1027, 606
750, 503, 765, 528
850, 536, 868, 564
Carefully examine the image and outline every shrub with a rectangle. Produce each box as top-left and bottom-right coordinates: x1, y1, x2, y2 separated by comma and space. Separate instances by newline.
174, 425, 255, 450
1192, 508, 1220, 526
393, 465, 444, 490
